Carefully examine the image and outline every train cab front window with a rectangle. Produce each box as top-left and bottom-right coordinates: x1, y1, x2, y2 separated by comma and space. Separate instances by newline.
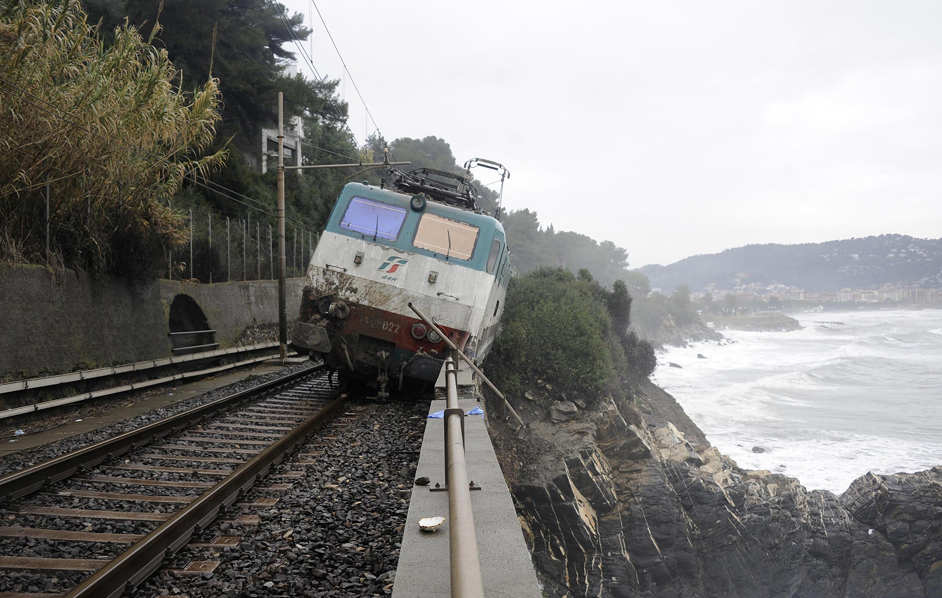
413, 213, 479, 261
339, 197, 407, 241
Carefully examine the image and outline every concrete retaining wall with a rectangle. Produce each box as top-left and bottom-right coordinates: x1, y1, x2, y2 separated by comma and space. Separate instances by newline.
0, 265, 305, 379
158, 278, 304, 348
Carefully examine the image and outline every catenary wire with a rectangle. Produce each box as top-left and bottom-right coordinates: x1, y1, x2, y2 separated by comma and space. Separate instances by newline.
310, 0, 382, 139
267, 0, 361, 148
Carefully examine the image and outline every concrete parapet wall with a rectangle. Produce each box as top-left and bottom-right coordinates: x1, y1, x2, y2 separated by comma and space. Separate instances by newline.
0, 265, 305, 379
158, 278, 305, 348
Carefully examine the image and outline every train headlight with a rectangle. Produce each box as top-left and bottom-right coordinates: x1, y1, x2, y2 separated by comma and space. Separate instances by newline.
411, 323, 428, 339
427, 329, 442, 343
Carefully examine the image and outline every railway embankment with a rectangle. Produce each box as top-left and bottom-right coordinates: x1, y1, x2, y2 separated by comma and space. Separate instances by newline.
0, 363, 427, 597
484, 269, 942, 597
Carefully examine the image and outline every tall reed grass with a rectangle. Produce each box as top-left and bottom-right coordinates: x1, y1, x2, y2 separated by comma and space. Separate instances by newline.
0, 0, 225, 279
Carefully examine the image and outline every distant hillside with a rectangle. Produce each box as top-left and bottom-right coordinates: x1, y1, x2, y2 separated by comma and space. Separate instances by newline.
640, 235, 942, 293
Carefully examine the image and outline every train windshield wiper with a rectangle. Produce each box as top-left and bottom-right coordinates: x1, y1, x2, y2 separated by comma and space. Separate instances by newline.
446, 230, 452, 261
373, 215, 379, 241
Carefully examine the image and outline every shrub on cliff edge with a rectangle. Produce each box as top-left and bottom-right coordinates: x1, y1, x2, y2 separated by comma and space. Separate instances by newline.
487, 267, 656, 407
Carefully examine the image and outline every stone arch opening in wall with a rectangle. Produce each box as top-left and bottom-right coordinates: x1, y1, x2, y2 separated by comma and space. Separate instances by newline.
168, 294, 218, 355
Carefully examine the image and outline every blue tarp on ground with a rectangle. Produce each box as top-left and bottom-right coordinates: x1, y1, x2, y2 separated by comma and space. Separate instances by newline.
428, 406, 485, 419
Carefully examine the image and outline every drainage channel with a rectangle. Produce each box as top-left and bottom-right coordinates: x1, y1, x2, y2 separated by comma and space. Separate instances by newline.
0, 367, 348, 598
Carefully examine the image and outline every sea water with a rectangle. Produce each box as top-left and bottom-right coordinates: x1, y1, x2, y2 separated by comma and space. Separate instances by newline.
652, 309, 942, 494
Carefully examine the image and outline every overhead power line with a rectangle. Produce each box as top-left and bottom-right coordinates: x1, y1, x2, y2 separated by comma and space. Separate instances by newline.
266, 0, 365, 151
274, 9, 323, 80
310, 0, 382, 140
186, 175, 318, 234
297, 138, 360, 162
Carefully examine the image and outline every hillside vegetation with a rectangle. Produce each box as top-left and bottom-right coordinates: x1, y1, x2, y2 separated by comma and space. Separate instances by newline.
2, 1, 501, 281
0, 0, 224, 278
641, 234, 942, 293
486, 267, 656, 404
502, 209, 714, 345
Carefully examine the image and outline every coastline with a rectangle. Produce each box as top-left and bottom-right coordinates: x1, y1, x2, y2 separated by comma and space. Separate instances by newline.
654, 308, 942, 493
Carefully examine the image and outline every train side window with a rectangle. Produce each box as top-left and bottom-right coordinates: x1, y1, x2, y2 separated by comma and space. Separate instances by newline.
486, 239, 501, 273
339, 197, 407, 241
413, 213, 479, 261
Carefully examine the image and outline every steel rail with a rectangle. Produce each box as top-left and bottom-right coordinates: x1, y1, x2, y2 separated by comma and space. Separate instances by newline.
63, 392, 349, 598
0, 365, 322, 502
408, 302, 524, 429
443, 357, 485, 598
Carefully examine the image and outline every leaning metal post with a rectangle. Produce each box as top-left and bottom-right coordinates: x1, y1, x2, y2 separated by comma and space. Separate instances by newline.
443, 357, 485, 598
408, 302, 524, 430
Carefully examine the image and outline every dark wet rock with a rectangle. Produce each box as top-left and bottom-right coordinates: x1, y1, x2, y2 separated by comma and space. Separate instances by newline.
668, 362, 683, 368
414, 476, 430, 486
549, 401, 579, 423
490, 377, 942, 598
842, 468, 942, 596
697, 353, 707, 359
752, 445, 767, 453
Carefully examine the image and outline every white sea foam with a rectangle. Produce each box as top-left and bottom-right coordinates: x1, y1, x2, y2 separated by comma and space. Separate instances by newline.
655, 309, 942, 494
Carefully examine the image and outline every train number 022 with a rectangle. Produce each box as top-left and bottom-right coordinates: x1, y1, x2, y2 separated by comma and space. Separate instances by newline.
381, 321, 400, 333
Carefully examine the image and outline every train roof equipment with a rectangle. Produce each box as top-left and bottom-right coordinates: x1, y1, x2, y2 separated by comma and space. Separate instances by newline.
387, 167, 480, 211
464, 158, 510, 219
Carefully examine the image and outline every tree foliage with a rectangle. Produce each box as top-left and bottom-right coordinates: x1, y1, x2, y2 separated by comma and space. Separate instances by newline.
82, 0, 361, 262
487, 267, 656, 407
502, 208, 636, 289
501, 207, 706, 344
0, 0, 224, 278
117, 0, 340, 152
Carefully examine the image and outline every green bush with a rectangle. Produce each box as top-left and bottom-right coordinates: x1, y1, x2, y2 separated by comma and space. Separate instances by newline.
487, 267, 656, 407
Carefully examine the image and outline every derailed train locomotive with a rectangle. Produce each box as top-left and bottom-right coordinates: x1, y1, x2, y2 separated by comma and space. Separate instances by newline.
291, 166, 510, 396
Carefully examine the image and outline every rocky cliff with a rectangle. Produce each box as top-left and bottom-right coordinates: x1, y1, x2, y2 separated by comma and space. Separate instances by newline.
631, 312, 725, 348
486, 379, 942, 597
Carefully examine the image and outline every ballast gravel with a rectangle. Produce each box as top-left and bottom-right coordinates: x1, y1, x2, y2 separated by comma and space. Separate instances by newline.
0, 363, 316, 476
132, 399, 429, 598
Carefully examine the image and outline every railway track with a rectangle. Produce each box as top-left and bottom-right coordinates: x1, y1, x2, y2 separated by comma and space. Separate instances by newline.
0, 366, 352, 598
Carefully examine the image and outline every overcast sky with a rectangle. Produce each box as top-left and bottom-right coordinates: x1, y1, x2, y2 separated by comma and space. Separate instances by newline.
282, 1, 942, 267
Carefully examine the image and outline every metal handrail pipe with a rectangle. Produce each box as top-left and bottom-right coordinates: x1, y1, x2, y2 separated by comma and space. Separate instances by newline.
167, 329, 217, 336
0, 353, 285, 421
444, 358, 484, 598
0, 340, 282, 396
407, 302, 524, 429
171, 342, 220, 352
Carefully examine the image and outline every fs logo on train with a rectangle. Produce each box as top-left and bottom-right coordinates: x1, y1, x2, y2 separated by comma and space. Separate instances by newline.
378, 256, 408, 281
